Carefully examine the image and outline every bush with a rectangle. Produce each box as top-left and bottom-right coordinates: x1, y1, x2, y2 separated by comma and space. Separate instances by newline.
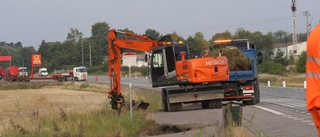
296, 51, 306, 73
258, 60, 287, 75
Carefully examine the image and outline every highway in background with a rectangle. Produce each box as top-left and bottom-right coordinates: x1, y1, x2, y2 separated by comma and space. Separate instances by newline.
88, 76, 316, 136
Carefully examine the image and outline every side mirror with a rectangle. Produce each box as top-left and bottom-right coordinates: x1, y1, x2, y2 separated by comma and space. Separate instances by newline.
257, 52, 262, 64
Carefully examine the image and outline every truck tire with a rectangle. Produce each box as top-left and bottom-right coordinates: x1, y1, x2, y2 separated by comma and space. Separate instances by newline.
169, 103, 182, 112
74, 77, 79, 81
213, 99, 223, 108
202, 100, 222, 109
255, 80, 260, 103
57, 77, 62, 82
201, 101, 210, 109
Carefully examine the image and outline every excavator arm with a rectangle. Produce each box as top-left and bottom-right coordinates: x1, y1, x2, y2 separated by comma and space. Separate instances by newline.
107, 29, 171, 114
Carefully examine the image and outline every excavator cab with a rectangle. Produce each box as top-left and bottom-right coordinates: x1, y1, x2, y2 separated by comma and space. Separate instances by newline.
149, 44, 189, 87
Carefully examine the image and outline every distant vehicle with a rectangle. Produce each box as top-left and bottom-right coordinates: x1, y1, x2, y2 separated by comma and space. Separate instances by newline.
3, 66, 30, 82
0, 66, 4, 80
18, 67, 28, 77
72, 66, 87, 81
39, 68, 48, 76
52, 66, 87, 82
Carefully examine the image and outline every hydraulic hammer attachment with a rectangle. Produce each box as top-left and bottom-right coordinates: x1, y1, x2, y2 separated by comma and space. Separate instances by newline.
109, 94, 125, 115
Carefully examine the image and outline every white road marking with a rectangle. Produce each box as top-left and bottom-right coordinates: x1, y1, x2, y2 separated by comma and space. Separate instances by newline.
287, 116, 298, 119
253, 106, 313, 125
254, 106, 284, 115
309, 123, 315, 125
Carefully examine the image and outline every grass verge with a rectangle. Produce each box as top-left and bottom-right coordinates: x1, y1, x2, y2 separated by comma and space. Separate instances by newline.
2, 106, 155, 137
0, 82, 160, 137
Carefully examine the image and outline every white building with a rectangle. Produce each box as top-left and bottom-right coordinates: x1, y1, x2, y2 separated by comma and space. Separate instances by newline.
273, 42, 306, 59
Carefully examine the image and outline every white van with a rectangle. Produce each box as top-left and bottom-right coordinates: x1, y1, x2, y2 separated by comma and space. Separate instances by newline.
39, 68, 48, 76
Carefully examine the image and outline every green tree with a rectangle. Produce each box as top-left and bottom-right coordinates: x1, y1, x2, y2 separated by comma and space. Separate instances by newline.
144, 29, 160, 39
298, 32, 307, 42
211, 31, 232, 41
14, 42, 23, 48
234, 28, 275, 60
67, 28, 82, 43
171, 31, 185, 42
185, 32, 208, 57
273, 30, 289, 43
90, 22, 110, 66
288, 52, 295, 65
273, 49, 288, 66
296, 51, 306, 73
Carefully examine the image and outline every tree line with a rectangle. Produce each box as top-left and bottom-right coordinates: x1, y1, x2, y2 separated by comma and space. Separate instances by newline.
0, 21, 308, 74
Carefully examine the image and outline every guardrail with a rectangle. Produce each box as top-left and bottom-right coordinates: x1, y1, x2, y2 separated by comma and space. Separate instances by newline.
260, 86, 306, 100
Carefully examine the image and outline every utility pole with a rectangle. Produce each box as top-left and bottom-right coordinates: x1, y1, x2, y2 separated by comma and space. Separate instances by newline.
303, 11, 310, 38
80, 33, 84, 67
89, 43, 92, 67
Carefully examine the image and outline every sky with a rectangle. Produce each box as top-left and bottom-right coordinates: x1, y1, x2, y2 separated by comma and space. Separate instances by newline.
1, 0, 320, 50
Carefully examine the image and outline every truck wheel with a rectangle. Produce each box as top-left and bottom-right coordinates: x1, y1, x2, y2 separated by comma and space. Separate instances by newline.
213, 100, 222, 108
255, 80, 260, 103
57, 78, 62, 82
169, 103, 182, 112
74, 77, 79, 81
201, 101, 209, 109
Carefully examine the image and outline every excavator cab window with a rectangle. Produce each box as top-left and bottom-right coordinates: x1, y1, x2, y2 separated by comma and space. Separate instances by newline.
152, 51, 163, 68
150, 48, 164, 82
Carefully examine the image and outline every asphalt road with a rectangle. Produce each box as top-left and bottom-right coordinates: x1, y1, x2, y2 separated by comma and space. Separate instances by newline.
89, 76, 317, 136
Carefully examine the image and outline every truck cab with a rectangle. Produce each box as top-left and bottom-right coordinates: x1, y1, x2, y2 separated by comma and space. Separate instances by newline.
73, 66, 87, 81
18, 67, 28, 77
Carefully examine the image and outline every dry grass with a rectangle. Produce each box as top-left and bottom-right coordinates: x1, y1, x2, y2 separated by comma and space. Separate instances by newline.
258, 73, 305, 87
0, 82, 155, 137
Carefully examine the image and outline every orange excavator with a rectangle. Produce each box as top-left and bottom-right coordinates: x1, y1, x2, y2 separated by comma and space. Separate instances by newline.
107, 29, 229, 113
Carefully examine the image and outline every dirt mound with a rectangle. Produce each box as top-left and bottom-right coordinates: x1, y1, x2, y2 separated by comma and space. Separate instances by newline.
211, 48, 252, 71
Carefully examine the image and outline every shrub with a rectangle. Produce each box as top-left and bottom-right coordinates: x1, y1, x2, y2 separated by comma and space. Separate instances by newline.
258, 60, 287, 75
296, 51, 306, 73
